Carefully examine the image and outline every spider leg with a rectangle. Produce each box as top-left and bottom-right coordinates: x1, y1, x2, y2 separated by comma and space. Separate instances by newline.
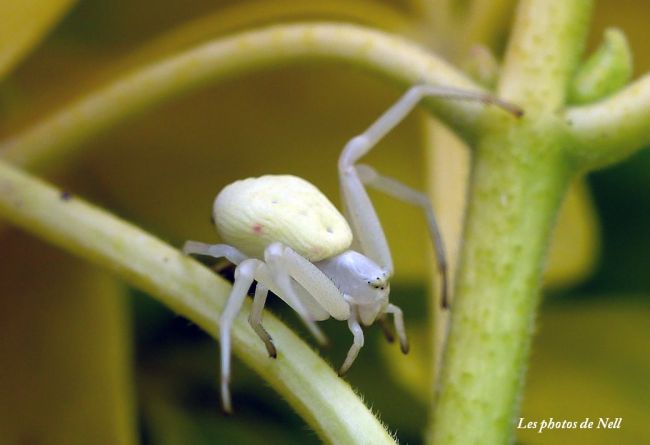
339, 314, 364, 376
377, 314, 395, 343
338, 85, 522, 274
384, 303, 409, 354
263, 243, 351, 343
264, 243, 334, 345
184, 242, 279, 409
356, 163, 449, 308
248, 282, 276, 358
182, 241, 247, 265
266, 243, 350, 320
219, 258, 261, 414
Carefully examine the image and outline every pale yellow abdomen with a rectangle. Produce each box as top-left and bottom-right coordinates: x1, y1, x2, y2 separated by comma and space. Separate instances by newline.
213, 175, 352, 261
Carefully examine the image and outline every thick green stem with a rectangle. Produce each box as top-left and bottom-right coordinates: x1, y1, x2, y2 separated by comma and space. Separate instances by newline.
425, 0, 517, 407
429, 1, 591, 443
0, 159, 395, 445
498, 0, 591, 109
430, 121, 572, 444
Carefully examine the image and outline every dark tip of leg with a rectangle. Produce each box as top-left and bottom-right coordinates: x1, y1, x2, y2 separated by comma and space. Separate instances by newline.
221, 391, 233, 415
378, 315, 395, 342
265, 336, 277, 358
381, 324, 395, 343
400, 341, 410, 355
220, 376, 233, 415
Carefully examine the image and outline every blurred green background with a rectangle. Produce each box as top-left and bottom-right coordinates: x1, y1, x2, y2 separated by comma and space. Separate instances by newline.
0, 1, 648, 444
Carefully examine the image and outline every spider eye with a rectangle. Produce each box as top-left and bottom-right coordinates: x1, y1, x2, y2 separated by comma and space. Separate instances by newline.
367, 276, 388, 289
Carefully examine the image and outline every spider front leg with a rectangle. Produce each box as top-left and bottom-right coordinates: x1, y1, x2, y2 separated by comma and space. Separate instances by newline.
339, 313, 364, 376
338, 86, 480, 274
264, 243, 330, 345
264, 242, 377, 376
384, 303, 409, 354
264, 242, 351, 322
338, 85, 522, 307
377, 314, 395, 343
356, 164, 449, 308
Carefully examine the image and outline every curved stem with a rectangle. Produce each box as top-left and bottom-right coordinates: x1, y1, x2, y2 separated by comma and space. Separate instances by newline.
0, 159, 396, 445
566, 74, 650, 169
129, 0, 414, 62
0, 22, 482, 171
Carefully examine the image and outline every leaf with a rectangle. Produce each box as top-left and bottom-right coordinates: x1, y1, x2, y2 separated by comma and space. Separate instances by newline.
0, 0, 76, 79
0, 230, 136, 444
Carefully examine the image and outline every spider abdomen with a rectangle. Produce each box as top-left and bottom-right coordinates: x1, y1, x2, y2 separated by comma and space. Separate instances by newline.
213, 175, 352, 261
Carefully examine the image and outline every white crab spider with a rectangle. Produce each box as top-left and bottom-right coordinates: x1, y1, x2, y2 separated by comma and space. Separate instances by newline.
183, 85, 522, 413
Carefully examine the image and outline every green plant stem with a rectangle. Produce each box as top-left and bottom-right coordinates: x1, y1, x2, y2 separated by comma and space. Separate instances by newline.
0, 22, 484, 172
130, 0, 414, 62
0, 159, 396, 445
430, 129, 572, 445
429, 1, 592, 444
498, 0, 591, 109
425, 0, 516, 407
